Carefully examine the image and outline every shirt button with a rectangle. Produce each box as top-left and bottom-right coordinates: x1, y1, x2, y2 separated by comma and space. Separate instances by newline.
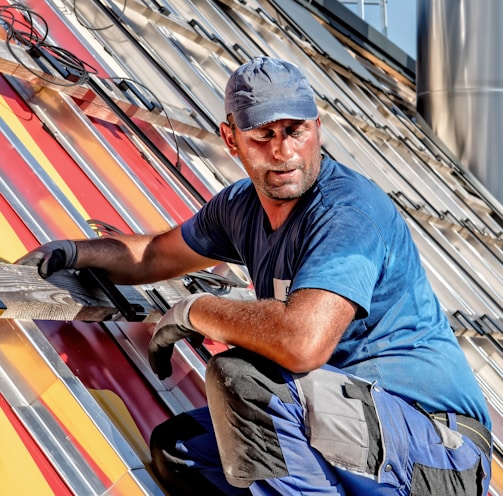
385, 464, 393, 472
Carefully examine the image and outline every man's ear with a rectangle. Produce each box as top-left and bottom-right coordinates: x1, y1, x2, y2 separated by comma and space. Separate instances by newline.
220, 121, 239, 156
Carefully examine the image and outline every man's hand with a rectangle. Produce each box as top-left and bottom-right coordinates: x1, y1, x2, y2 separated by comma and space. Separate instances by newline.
148, 293, 207, 379
16, 240, 78, 278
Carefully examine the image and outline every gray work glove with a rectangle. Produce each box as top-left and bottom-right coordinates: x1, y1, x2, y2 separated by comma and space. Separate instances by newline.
148, 293, 208, 380
16, 240, 78, 278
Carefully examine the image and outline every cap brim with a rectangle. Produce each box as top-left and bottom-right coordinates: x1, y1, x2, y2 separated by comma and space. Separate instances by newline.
233, 97, 319, 131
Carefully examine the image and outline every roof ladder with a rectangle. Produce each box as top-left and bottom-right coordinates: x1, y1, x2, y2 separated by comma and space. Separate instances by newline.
339, 0, 389, 36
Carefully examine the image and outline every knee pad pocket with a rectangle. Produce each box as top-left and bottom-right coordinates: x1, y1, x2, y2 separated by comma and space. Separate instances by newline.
410, 459, 484, 496
206, 348, 292, 486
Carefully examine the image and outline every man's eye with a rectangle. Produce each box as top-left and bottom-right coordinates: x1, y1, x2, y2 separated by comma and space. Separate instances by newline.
255, 134, 273, 141
288, 129, 303, 136
287, 124, 306, 135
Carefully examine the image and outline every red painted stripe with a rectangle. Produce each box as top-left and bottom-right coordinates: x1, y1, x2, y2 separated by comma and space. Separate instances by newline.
132, 118, 216, 203
0, 394, 73, 495
0, 126, 85, 240
0, 75, 133, 235
37, 320, 175, 442
91, 118, 198, 225
0, 194, 39, 252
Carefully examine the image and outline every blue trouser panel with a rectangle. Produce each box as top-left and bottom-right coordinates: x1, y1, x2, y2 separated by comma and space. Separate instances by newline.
150, 347, 492, 495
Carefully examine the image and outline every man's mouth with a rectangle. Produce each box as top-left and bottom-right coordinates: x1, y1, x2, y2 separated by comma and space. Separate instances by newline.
270, 168, 298, 178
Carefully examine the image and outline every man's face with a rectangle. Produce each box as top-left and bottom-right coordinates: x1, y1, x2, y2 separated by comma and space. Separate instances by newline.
222, 118, 323, 202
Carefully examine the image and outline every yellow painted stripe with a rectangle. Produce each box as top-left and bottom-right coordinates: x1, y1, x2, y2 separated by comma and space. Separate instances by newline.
90, 389, 150, 463
0, 210, 27, 262
0, 322, 146, 495
0, 405, 56, 496
491, 457, 503, 495
0, 95, 89, 221
42, 381, 131, 485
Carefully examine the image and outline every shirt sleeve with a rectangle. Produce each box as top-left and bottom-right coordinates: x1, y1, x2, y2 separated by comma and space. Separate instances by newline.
181, 179, 252, 264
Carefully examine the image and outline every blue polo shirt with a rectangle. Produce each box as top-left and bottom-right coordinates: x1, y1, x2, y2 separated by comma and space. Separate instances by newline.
181, 156, 490, 428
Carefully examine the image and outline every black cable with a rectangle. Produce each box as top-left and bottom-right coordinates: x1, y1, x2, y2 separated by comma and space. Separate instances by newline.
72, 0, 127, 31
1, 3, 185, 187
84, 0, 220, 135
0, 3, 98, 86
101, 76, 182, 169
87, 75, 206, 205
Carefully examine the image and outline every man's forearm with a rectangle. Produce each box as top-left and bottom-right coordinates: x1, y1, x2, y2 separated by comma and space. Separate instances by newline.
74, 234, 156, 285
187, 289, 353, 373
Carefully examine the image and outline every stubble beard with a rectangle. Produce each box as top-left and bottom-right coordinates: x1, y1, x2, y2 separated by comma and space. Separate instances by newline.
258, 151, 322, 201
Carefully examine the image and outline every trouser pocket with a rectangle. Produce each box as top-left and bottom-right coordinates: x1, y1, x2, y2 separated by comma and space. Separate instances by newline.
294, 369, 382, 476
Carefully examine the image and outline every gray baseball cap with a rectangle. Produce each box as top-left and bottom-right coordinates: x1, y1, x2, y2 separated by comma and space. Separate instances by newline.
224, 56, 318, 131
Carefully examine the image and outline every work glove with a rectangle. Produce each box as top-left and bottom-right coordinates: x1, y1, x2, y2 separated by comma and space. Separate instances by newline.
148, 293, 208, 380
16, 240, 78, 278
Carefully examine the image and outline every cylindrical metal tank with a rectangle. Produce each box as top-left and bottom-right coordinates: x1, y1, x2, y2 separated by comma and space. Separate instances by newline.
416, 0, 503, 204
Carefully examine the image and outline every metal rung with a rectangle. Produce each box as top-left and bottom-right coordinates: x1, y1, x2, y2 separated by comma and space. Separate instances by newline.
339, 0, 388, 35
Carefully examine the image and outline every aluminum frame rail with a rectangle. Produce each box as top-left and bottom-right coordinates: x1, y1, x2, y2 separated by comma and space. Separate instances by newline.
36, 0, 247, 186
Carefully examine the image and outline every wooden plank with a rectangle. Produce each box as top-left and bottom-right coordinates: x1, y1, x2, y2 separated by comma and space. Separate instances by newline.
0, 263, 159, 322
0, 262, 251, 323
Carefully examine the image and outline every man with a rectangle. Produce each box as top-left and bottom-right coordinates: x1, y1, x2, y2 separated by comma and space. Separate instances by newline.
18, 57, 492, 495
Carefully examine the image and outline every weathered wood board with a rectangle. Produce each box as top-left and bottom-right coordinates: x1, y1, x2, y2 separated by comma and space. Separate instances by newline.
0, 263, 253, 322
0, 263, 162, 322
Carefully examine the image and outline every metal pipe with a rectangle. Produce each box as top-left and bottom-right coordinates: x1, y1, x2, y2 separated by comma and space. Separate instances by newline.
417, 0, 503, 205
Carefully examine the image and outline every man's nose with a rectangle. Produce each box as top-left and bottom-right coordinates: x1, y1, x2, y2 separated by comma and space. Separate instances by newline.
271, 133, 294, 161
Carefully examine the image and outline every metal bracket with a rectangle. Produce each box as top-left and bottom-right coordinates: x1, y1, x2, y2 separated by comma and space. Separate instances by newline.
77, 268, 147, 322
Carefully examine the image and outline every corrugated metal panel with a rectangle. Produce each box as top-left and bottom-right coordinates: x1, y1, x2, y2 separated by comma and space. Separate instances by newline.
0, 0, 502, 492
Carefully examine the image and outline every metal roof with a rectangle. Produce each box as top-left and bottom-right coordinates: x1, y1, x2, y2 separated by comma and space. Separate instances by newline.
0, 0, 502, 493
